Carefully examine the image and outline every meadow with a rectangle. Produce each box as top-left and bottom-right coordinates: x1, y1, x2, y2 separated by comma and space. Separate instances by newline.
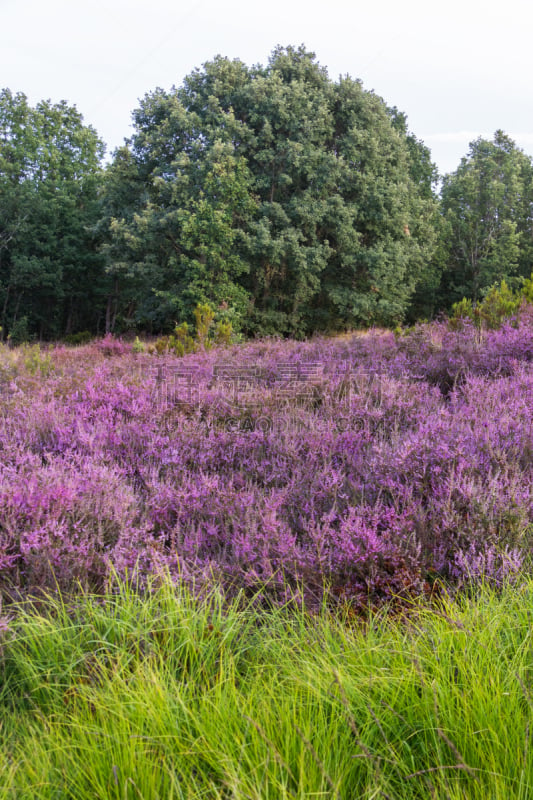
1, 319, 533, 796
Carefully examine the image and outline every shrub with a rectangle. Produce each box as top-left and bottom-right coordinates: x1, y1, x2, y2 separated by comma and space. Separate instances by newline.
23, 345, 53, 377
214, 320, 233, 346
168, 322, 196, 357
64, 331, 93, 346
478, 280, 520, 328
132, 336, 145, 354
154, 336, 169, 355
154, 304, 233, 357
194, 303, 215, 350
8, 316, 31, 346
450, 280, 521, 331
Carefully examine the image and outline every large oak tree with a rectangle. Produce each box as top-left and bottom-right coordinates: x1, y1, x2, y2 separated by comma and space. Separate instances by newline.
104, 46, 439, 335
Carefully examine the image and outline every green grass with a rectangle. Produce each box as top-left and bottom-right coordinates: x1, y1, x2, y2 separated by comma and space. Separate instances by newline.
1, 578, 533, 799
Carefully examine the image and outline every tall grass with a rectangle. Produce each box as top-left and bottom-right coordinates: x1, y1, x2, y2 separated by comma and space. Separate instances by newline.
1, 576, 533, 798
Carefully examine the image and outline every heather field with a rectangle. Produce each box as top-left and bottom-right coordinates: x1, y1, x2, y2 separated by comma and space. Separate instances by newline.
1, 319, 533, 606
2, 320, 533, 797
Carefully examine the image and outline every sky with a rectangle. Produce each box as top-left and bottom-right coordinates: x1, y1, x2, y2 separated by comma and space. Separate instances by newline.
2, 0, 533, 177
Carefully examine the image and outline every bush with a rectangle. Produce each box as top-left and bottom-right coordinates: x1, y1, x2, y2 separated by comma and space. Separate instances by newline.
8, 316, 31, 346
132, 336, 145, 354
23, 344, 53, 377
450, 280, 521, 331
479, 280, 520, 328
194, 303, 215, 349
168, 322, 196, 357
154, 304, 234, 356
64, 331, 93, 346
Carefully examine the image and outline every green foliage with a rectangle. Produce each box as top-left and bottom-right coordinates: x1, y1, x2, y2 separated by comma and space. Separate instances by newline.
214, 320, 233, 345
193, 302, 215, 349
7, 315, 31, 345
479, 279, 520, 328
104, 118, 256, 332
439, 131, 533, 308
154, 335, 169, 355
64, 331, 93, 346
449, 297, 475, 328
104, 47, 439, 336
6, 57, 533, 338
154, 303, 230, 355
450, 279, 522, 330
521, 272, 533, 305
22, 344, 53, 376
132, 335, 145, 354
168, 322, 196, 357
0, 90, 105, 339
13, 55, 533, 337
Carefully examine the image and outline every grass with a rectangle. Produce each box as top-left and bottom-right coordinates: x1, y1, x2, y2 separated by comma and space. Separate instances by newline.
0, 578, 532, 798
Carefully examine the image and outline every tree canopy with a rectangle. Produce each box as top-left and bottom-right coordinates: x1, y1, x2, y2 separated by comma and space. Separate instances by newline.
3, 49, 533, 341
0, 89, 105, 340
103, 46, 439, 335
439, 130, 533, 306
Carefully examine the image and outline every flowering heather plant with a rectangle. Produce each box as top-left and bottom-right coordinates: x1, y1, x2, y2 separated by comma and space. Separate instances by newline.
94, 333, 130, 357
1, 323, 533, 608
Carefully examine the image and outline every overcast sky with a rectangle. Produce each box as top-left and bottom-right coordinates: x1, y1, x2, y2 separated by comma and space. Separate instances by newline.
2, 0, 533, 176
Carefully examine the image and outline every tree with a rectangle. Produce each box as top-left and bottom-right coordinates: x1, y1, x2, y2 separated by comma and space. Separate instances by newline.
439, 131, 533, 307
97, 144, 154, 332
105, 46, 439, 335
0, 90, 105, 339
101, 90, 256, 333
